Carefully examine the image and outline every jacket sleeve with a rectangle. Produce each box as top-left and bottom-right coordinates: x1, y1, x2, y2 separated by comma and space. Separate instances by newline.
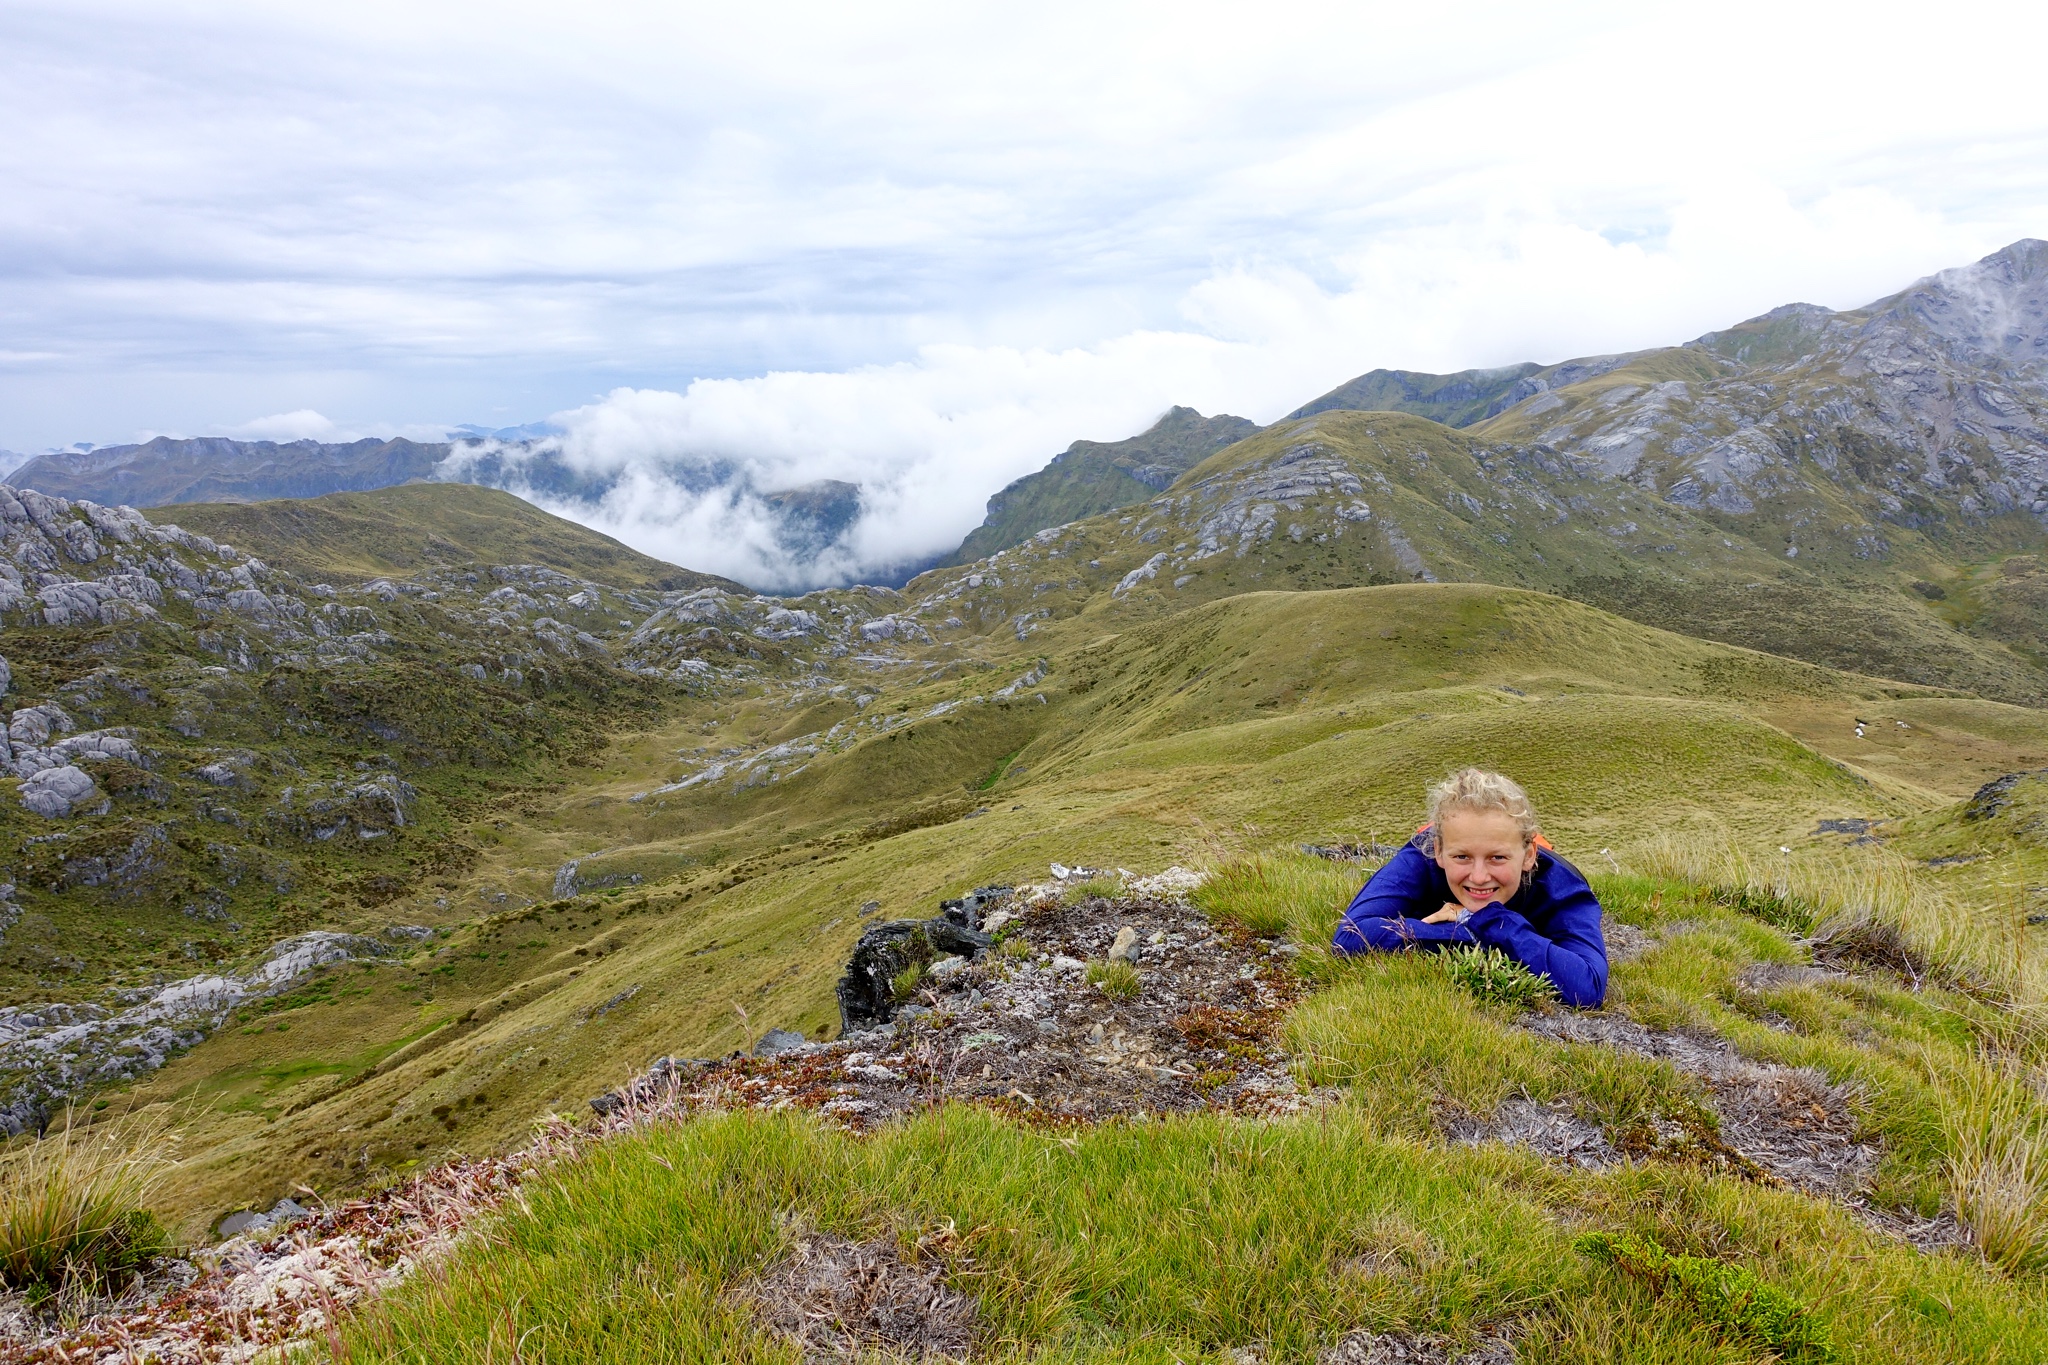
1331, 846, 1479, 955
1465, 871, 1608, 1008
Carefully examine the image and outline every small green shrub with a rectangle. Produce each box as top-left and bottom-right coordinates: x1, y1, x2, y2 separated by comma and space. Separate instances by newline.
0, 1111, 177, 1300
889, 961, 927, 1002
1437, 946, 1556, 1009
1575, 1231, 1836, 1364
1086, 959, 1140, 1000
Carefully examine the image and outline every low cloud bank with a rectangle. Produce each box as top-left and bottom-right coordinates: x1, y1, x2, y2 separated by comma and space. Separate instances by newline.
433, 187, 1988, 594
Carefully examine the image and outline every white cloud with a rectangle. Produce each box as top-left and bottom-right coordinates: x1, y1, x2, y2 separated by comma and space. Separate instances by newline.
0, 0, 2044, 579
227, 409, 337, 441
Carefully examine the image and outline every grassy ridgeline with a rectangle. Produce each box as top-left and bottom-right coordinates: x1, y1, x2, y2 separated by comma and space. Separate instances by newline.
335, 890, 2048, 1364
331, 860, 2048, 1361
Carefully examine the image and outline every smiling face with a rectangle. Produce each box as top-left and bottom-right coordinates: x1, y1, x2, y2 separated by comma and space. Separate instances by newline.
1433, 808, 1539, 910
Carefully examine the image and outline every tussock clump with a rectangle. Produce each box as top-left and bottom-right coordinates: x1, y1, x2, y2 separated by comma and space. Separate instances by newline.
1707, 883, 1816, 933
1437, 946, 1556, 1009
0, 1110, 176, 1301
1811, 913, 1928, 983
745, 1232, 977, 1363
1086, 959, 1140, 1000
1943, 1053, 2048, 1274
1195, 852, 1361, 941
1575, 1231, 1836, 1364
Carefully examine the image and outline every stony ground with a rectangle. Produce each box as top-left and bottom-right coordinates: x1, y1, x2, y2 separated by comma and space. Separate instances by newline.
621, 873, 1322, 1131
2, 876, 1976, 1361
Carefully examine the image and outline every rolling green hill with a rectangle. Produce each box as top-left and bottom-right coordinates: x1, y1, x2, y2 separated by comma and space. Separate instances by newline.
150, 483, 737, 591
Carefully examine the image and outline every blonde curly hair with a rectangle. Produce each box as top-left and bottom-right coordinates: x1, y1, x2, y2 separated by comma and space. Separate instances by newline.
1420, 767, 1540, 854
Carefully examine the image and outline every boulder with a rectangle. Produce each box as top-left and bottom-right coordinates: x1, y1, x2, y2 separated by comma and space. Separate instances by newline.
20, 763, 101, 818
753, 1027, 810, 1057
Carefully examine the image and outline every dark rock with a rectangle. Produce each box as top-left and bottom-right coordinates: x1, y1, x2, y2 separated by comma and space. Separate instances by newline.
754, 1027, 809, 1057
1965, 769, 2045, 821
926, 918, 993, 958
835, 911, 996, 1035
588, 1092, 625, 1117
836, 920, 933, 1035
216, 1197, 310, 1241
937, 885, 1011, 932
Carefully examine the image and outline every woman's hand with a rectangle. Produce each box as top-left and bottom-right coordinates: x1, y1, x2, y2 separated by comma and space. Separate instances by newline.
1420, 903, 1465, 924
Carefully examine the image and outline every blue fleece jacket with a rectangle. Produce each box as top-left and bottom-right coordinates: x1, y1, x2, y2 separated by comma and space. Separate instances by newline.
1331, 841, 1609, 1007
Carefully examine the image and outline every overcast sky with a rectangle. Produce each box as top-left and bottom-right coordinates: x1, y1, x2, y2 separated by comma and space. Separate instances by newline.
4, 1, 2047, 581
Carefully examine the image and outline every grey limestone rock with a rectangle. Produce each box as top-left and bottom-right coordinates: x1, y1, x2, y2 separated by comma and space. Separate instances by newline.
19, 763, 101, 818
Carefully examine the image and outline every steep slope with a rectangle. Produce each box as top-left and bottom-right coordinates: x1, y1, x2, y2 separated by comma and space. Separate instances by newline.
153, 484, 736, 592
1474, 241, 2048, 600
6, 437, 450, 506
938, 406, 1259, 566
893, 409, 2048, 702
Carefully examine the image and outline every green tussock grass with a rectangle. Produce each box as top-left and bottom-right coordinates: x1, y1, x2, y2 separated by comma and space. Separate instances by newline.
1060, 875, 1125, 907
0, 1110, 176, 1301
1192, 852, 1362, 943
335, 1103, 2048, 1363
1084, 959, 1140, 1000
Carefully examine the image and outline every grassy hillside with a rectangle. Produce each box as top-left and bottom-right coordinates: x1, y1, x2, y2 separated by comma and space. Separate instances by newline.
84, 581, 2048, 1244
14, 458, 2048, 1359
152, 483, 734, 591
898, 409, 2048, 704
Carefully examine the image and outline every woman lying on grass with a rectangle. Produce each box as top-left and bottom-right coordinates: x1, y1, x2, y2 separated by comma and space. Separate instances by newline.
1332, 767, 1608, 1007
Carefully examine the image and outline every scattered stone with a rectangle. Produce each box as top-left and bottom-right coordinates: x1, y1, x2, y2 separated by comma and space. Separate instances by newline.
1317, 1326, 1519, 1364
594, 879, 1321, 1132
1108, 926, 1142, 964
0, 930, 394, 1135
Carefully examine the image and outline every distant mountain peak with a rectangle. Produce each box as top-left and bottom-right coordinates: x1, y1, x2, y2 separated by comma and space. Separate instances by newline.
936, 407, 1259, 568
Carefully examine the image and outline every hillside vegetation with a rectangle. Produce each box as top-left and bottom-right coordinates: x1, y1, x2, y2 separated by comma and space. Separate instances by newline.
153, 484, 736, 591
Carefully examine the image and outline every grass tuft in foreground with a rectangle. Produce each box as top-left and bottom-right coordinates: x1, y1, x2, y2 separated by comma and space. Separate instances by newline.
1085, 959, 1140, 1000
1944, 1052, 2048, 1275
0, 1111, 177, 1301
1575, 1231, 1837, 1364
